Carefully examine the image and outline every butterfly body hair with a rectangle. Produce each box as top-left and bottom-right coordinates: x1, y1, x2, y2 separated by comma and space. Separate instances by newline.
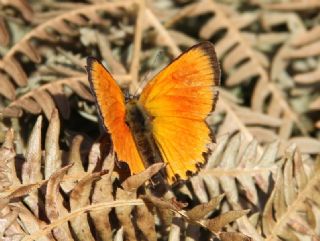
125, 99, 162, 169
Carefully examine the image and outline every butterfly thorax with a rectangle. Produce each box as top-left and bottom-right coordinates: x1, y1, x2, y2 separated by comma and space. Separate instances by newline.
125, 100, 160, 168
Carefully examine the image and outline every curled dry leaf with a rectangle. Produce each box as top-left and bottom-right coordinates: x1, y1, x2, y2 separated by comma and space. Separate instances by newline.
186, 194, 225, 220
60, 135, 86, 192
91, 151, 115, 241
70, 171, 106, 241
0, 129, 15, 191
6, 184, 40, 200
122, 162, 165, 192
115, 188, 137, 241
22, 115, 42, 184
10, 204, 54, 241
201, 209, 250, 233
44, 108, 61, 179
46, 164, 74, 240
141, 194, 187, 213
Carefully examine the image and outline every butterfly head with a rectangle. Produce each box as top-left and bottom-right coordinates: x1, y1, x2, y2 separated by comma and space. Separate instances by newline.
123, 89, 138, 103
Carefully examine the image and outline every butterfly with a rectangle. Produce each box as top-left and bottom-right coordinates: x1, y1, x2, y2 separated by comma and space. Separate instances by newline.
86, 41, 220, 184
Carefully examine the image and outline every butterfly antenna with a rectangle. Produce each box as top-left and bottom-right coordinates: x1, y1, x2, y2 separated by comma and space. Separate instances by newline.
133, 50, 163, 97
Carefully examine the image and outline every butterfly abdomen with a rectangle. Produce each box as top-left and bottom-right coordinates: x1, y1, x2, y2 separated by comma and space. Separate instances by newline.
125, 100, 160, 168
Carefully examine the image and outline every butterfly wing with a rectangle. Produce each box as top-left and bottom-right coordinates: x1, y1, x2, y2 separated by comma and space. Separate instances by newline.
139, 42, 220, 183
87, 57, 145, 174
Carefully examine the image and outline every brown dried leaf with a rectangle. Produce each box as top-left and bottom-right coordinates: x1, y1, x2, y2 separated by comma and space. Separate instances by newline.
0, 17, 9, 46
68, 80, 94, 101
7, 184, 39, 200
167, 30, 197, 47
91, 151, 114, 241
219, 232, 252, 241
263, 1, 320, 11
1, 0, 33, 21
47, 84, 70, 119
10, 204, 54, 241
60, 135, 86, 192
186, 194, 225, 220
122, 163, 165, 192
0, 129, 20, 187
136, 204, 157, 241
22, 115, 42, 184
201, 209, 249, 232
190, 175, 209, 203
0, 76, 15, 100
46, 164, 73, 240
96, 33, 127, 74
31, 90, 56, 120
141, 194, 187, 212
44, 109, 61, 179
294, 67, 320, 84
14, 98, 42, 115
292, 26, 320, 47
285, 41, 320, 59
17, 42, 41, 63
293, 149, 307, 190
218, 134, 240, 204
0, 130, 15, 187
1, 57, 27, 87
70, 172, 105, 241
115, 188, 137, 241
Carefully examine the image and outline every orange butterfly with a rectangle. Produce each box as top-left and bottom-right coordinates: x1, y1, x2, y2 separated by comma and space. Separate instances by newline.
86, 42, 220, 184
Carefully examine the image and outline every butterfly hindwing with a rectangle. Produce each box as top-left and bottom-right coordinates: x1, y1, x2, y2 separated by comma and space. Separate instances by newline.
139, 42, 220, 183
86, 58, 145, 174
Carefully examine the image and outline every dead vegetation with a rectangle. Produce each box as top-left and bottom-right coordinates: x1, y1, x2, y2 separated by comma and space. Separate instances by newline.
0, 0, 319, 240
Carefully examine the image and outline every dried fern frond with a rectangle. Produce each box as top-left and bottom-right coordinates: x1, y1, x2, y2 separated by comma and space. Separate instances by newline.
0, 112, 250, 241
0, 1, 319, 240
2, 0, 318, 153
0, 0, 135, 100
0, 0, 33, 47
262, 147, 320, 241
1, 76, 93, 119
178, 132, 319, 240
